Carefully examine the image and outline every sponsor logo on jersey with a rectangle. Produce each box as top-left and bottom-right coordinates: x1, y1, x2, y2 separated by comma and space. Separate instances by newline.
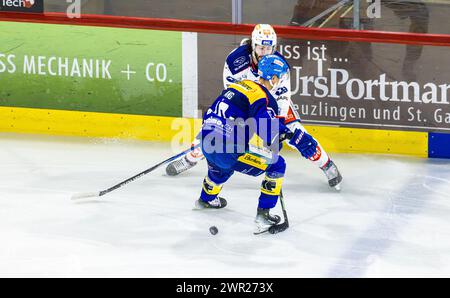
295, 131, 304, 145
285, 113, 295, 123
233, 56, 247, 66
236, 81, 253, 90
275, 87, 288, 96
238, 153, 268, 170
267, 107, 276, 118
262, 180, 277, 192
274, 59, 284, 67
233, 60, 249, 73
284, 106, 299, 124
309, 146, 322, 161
226, 76, 237, 83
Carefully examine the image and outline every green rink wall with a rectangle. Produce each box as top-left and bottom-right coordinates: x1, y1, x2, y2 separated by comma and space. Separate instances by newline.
0, 21, 183, 117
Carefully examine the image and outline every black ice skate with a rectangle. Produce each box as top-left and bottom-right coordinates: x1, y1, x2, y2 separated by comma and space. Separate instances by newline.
254, 208, 281, 235
322, 160, 343, 190
195, 197, 228, 209
166, 155, 197, 176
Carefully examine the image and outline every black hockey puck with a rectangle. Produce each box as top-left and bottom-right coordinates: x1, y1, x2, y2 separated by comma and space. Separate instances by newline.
209, 226, 218, 235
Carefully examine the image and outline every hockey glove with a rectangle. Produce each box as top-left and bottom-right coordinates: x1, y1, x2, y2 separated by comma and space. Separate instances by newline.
288, 129, 318, 159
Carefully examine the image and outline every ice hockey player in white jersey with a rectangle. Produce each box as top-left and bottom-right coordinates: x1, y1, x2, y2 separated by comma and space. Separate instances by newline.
166, 24, 342, 190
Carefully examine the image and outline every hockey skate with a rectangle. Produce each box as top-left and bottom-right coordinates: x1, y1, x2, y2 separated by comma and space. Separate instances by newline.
195, 197, 228, 209
322, 160, 343, 190
254, 208, 281, 235
166, 155, 197, 176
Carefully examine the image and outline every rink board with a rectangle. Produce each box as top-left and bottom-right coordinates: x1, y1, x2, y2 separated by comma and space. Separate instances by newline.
0, 22, 184, 117
429, 132, 450, 159
0, 106, 429, 157
1, 18, 449, 159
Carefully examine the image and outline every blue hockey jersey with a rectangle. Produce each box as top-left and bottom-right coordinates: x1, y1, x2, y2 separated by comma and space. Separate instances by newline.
201, 80, 287, 167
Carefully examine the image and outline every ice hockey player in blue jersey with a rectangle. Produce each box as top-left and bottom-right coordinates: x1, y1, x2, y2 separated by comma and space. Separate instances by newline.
195, 55, 319, 234
166, 24, 342, 190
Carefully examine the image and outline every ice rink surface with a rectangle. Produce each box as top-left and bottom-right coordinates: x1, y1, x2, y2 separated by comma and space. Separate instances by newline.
1, 133, 450, 278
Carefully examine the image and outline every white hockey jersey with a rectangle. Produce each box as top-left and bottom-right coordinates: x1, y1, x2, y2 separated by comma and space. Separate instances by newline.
222, 44, 300, 125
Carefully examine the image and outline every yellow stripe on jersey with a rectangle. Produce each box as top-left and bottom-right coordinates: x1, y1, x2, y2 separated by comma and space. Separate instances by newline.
229, 80, 267, 105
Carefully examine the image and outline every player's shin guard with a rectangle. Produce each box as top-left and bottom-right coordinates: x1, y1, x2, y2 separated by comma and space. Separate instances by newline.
254, 175, 283, 234
196, 176, 227, 209
259, 175, 283, 209
258, 156, 286, 209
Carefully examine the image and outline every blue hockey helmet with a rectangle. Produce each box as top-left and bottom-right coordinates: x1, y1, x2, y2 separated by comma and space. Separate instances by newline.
257, 55, 288, 81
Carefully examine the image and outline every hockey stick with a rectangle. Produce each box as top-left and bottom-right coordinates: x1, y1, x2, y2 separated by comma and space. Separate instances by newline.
268, 190, 289, 234
71, 144, 200, 200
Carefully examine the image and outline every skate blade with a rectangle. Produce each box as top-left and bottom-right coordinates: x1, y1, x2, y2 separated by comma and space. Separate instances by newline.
253, 230, 269, 235
192, 206, 223, 211
253, 226, 271, 235
192, 202, 217, 211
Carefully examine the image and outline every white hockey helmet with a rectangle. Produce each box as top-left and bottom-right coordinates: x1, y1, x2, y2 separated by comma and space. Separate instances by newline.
251, 24, 277, 55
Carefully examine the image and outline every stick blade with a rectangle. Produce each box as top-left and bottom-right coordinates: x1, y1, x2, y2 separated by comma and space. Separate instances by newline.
268, 222, 289, 234
71, 191, 100, 200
